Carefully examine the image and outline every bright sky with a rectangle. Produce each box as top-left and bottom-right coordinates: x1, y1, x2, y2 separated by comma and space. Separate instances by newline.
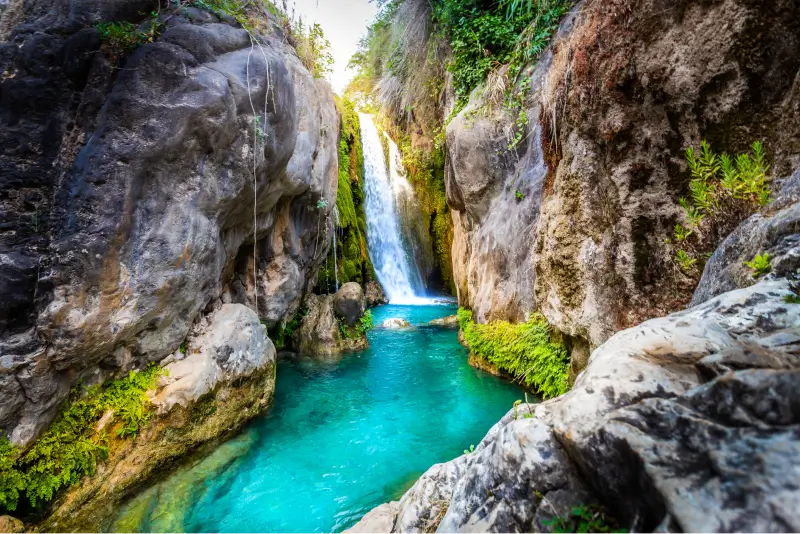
292, 0, 378, 94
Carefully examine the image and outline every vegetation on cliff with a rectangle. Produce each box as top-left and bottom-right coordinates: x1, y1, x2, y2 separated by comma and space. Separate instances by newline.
0, 365, 165, 513
316, 98, 376, 293
457, 308, 569, 399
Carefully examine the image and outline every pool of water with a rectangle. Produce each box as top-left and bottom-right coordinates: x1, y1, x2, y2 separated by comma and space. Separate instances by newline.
112, 303, 525, 533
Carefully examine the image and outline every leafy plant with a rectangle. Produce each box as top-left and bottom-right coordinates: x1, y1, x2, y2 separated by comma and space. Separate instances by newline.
458, 308, 569, 399
179, 340, 188, 354
95, 20, 159, 56
672, 140, 771, 279
316, 198, 329, 210
544, 504, 624, 533
744, 252, 771, 278
355, 310, 375, 336
0, 365, 165, 512
675, 250, 696, 272
463, 444, 475, 454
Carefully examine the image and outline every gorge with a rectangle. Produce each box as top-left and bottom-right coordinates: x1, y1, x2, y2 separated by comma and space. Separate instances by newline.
1, 0, 799, 533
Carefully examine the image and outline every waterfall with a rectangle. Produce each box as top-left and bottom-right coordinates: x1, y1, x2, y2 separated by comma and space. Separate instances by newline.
359, 113, 427, 304
332, 206, 339, 292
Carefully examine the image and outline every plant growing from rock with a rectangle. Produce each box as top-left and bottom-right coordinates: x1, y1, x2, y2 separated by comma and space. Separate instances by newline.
543, 503, 623, 533
744, 252, 771, 278
458, 308, 569, 399
671, 140, 771, 279
0, 365, 165, 513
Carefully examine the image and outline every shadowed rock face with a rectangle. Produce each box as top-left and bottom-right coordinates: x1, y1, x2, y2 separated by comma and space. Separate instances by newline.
350, 280, 800, 533
446, 0, 800, 349
0, 2, 338, 445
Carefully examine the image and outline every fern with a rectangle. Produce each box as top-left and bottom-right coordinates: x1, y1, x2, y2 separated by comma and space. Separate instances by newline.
458, 309, 569, 399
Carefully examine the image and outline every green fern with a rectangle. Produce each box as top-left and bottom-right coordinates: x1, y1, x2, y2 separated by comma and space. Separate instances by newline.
744, 253, 771, 277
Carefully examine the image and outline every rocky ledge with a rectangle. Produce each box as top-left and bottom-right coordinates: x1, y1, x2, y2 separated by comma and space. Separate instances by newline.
295, 282, 371, 355
39, 304, 276, 532
349, 279, 800, 532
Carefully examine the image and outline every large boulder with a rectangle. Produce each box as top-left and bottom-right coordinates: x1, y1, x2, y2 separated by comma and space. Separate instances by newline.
333, 282, 366, 327
0, 3, 337, 445
295, 294, 368, 356
41, 303, 276, 532
349, 280, 800, 533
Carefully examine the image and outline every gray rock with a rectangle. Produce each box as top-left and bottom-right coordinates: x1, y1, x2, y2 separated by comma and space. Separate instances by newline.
153, 304, 275, 412
351, 280, 800, 533
333, 282, 366, 326
428, 315, 459, 328
345, 502, 399, 533
0, 7, 337, 444
692, 169, 800, 305
365, 280, 389, 307
295, 293, 368, 356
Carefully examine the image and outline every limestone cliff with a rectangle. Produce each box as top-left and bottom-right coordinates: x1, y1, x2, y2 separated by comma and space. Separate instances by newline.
0, 0, 337, 448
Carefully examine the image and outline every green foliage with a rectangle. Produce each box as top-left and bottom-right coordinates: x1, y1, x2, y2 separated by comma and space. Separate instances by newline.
672, 140, 772, 278
463, 444, 475, 454
744, 253, 771, 278
294, 21, 335, 78
784, 281, 800, 304
0, 365, 165, 512
544, 504, 624, 533
675, 250, 697, 273
356, 310, 375, 336
458, 308, 569, 399
179, 340, 188, 354
95, 20, 159, 56
515, 190, 524, 201
270, 307, 306, 350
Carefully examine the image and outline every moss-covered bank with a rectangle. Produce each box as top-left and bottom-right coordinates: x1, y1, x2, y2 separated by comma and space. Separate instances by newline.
316, 97, 376, 292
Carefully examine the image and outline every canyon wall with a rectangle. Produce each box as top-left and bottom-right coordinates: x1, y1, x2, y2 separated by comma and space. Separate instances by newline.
447, 0, 800, 350
0, 0, 337, 447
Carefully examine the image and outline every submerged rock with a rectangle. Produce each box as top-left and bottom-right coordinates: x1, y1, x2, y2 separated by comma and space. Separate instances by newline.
428, 315, 459, 328
366, 280, 389, 307
350, 280, 800, 532
333, 282, 367, 327
382, 318, 411, 329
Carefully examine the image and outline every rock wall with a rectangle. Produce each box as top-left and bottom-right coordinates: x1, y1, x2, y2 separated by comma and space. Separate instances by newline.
349, 278, 800, 533
0, 0, 338, 447
447, 0, 800, 349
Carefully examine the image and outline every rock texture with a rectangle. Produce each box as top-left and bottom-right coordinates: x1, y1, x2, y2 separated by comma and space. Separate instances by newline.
295, 293, 368, 355
382, 318, 410, 329
428, 315, 458, 328
41, 303, 276, 532
0, 1, 337, 445
446, 0, 800, 350
350, 279, 800, 533
365, 280, 389, 307
333, 282, 367, 327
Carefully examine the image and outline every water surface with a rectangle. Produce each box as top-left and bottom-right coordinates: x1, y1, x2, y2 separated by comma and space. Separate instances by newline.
113, 303, 524, 533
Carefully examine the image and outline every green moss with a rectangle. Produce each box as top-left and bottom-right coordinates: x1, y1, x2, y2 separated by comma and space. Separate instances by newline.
458, 308, 569, 399
268, 307, 306, 350
0, 364, 166, 513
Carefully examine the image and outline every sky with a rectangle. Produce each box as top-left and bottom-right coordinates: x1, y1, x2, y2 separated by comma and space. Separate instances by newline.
292, 0, 379, 94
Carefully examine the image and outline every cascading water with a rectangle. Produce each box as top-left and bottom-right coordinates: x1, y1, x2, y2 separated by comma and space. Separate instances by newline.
359, 113, 426, 304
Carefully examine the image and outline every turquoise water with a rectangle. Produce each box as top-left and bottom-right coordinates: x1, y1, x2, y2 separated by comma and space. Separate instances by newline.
113, 304, 525, 533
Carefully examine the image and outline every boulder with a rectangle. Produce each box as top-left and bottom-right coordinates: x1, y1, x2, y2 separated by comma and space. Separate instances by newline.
382, 318, 411, 329
428, 315, 459, 328
365, 280, 389, 307
333, 282, 367, 327
0, 516, 24, 533
349, 279, 800, 533
295, 294, 368, 356
41, 303, 277, 532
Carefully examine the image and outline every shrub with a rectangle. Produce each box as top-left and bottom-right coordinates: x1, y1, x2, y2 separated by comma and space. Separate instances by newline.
0, 365, 165, 512
671, 140, 771, 278
95, 20, 159, 56
355, 310, 375, 336
544, 503, 623, 533
458, 308, 569, 399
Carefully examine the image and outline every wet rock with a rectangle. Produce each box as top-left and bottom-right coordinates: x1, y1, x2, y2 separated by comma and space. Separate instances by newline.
692, 169, 800, 305
333, 282, 366, 327
295, 294, 368, 356
365, 280, 389, 307
428, 315, 459, 328
352, 280, 800, 533
382, 318, 411, 329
